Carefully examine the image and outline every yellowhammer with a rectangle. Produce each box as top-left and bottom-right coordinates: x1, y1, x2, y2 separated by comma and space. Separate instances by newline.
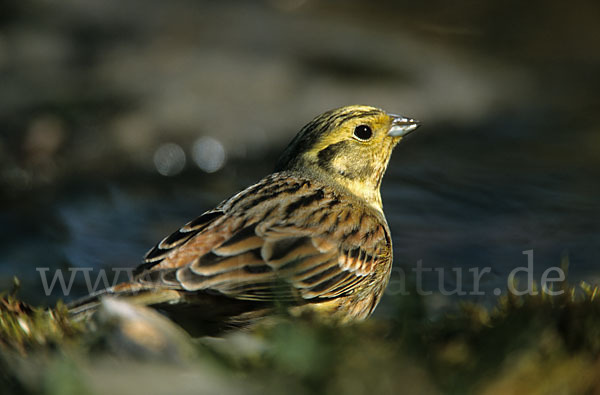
69, 105, 420, 335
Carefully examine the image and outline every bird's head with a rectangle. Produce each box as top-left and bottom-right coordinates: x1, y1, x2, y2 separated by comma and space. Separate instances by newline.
275, 105, 420, 211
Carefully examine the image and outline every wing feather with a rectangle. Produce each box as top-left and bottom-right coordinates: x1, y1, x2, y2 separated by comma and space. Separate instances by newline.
133, 173, 392, 307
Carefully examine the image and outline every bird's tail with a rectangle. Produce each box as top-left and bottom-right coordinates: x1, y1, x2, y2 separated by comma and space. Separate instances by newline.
67, 282, 182, 319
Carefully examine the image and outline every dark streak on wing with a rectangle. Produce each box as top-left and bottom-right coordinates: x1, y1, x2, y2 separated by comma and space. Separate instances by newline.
186, 211, 223, 230
194, 251, 227, 268
308, 271, 349, 294
160, 230, 192, 248
243, 264, 273, 274
217, 225, 258, 249
301, 266, 339, 285
284, 188, 325, 216
266, 237, 310, 261
257, 205, 278, 223
136, 210, 224, 275
237, 182, 305, 211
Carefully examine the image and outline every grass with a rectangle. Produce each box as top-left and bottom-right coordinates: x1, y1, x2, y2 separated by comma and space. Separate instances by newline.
2, 277, 600, 395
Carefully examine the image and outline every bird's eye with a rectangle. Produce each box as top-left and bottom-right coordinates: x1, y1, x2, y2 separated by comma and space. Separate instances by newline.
353, 125, 373, 141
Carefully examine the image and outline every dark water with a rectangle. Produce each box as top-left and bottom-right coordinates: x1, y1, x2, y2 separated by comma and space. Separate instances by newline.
0, 1, 599, 314
386, 115, 600, 309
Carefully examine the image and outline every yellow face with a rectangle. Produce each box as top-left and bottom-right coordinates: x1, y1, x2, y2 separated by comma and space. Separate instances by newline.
276, 105, 419, 210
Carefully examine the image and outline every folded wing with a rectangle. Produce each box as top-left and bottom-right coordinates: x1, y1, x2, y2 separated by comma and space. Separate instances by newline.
134, 174, 391, 305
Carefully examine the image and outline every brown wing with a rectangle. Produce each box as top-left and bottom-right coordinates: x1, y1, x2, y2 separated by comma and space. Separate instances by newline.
134, 173, 392, 304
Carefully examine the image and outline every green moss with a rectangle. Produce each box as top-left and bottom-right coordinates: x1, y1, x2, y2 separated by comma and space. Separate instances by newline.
0, 280, 84, 356
2, 278, 600, 394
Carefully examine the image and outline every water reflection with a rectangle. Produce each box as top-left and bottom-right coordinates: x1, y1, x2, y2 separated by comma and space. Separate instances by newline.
192, 136, 226, 173
153, 143, 186, 176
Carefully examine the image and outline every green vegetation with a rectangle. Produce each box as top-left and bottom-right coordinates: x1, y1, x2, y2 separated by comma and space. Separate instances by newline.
2, 278, 600, 394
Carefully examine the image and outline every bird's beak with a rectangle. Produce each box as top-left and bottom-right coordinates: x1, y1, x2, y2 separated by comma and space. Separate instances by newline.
388, 115, 420, 137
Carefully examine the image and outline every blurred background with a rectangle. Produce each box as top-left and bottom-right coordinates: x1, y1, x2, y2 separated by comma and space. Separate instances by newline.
0, 0, 599, 311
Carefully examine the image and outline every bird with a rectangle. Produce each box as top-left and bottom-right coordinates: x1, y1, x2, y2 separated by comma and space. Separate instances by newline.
68, 105, 420, 335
